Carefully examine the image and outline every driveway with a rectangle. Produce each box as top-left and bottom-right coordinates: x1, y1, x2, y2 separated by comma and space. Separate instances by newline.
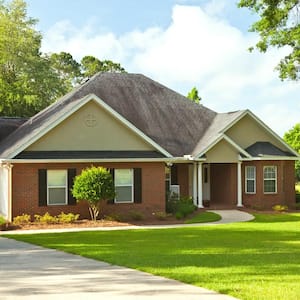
0, 210, 252, 299
0, 237, 238, 300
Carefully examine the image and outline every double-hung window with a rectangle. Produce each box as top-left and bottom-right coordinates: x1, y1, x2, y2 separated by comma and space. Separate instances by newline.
115, 169, 134, 203
245, 166, 256, 194
263, 166, 277, 194
47, 170, 67, 205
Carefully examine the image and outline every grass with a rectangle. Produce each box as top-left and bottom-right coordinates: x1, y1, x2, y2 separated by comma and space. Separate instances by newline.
6, 213, 300, 300
184, 211, 221, 224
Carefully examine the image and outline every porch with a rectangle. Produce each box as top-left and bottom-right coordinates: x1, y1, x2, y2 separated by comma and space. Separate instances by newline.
169, 162, 243, 208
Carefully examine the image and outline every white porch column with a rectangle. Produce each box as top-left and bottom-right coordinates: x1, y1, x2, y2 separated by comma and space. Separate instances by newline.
237, 161, 243, 207
197, 162, 203, 208
193, 163, 197, 206
0, 163, 13, 222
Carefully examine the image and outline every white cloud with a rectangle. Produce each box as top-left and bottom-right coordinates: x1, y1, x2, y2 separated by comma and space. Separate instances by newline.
41, 3, 299, 137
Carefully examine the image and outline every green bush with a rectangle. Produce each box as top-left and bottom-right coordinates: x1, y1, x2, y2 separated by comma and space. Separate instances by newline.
296, 193, 300, 203
13, 214, 31, 225
166, 196, 196, 218
295, 203, 300, 210
175, 211, 184, 219
128, 211, 144, 221
0, 215, 6, 225
34, 212, 58, 224
57, 212, 79, 223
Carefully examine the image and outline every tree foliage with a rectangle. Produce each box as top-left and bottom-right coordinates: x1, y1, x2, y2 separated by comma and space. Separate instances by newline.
81, 56, 125, 78
238, 0, 300, 80
284, 123, 300, 180
0, 0, 126, 117
0, 0, 65, 116
187, 87, 201, 104
72, 166, 115, 221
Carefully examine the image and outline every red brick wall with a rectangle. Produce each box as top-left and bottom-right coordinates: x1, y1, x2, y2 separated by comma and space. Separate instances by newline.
242, 160, 296, 209
12, 162, 166, 220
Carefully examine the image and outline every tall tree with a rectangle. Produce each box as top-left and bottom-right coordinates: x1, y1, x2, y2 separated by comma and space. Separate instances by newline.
238, 0, 300, 80
187, 87, 201, 104
0, 0, 126, 117
0, 0, 63, 116
81, 56, 125, 78
49, 52, 82, 90
284, 123, 300, 180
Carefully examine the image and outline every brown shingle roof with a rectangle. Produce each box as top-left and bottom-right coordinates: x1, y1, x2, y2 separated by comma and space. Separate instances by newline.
0, 73, 221, 158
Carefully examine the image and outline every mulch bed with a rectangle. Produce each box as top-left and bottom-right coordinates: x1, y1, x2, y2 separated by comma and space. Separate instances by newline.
0, 215, 187, 231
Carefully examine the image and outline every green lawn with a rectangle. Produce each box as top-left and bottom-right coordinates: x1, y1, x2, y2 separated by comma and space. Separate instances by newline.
6, 213, 300, 300
184, 211, 221, 224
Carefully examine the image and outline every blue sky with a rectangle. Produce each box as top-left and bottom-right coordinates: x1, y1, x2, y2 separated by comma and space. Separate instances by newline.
26, 0, 299, 137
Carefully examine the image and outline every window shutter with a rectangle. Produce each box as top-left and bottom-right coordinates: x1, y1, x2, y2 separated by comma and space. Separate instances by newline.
107, 168, 115, 204
171, 165, 178, 185
38, 169, 47, 206
134, 168, 142, 203
67, 168, 77, 205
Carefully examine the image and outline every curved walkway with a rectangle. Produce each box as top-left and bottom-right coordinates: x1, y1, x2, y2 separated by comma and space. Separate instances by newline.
0, 210, 252, 300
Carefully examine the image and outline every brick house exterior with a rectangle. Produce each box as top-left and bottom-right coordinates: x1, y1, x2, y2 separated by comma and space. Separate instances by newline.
0, 73, 298, 221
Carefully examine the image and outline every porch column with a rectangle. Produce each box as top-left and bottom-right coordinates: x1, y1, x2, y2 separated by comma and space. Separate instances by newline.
197, 162, 203, 208
237, 161, 243, 207
193, 163, 197, 206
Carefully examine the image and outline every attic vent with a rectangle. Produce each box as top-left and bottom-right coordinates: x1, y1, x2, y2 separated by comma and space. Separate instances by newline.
84, 114, 97, 127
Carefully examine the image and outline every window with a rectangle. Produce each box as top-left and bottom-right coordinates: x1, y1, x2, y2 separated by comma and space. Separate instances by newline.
263, 166, 277, 194
115, 169, 134, 203
245, 166, 256, 194
47, 170, 67, 205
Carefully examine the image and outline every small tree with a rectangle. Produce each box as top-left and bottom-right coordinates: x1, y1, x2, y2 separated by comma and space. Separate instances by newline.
72, 166, 115, 221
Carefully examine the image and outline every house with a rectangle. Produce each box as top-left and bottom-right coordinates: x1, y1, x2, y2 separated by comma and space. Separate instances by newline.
0, 73, 298, 221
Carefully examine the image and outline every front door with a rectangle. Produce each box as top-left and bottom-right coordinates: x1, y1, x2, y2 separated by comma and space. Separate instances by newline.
203, 164, 210, 201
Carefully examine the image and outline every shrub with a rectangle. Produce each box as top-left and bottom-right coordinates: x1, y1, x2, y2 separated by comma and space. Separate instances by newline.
57, 212, 79, 223
272, 204, 288, 212
295, 203, 300, 210
128, 211, 144, 221
104, 213, 124, 222
34, 212, 58, 224
175, 211, 184, 219
167, 196, 196, 218
0, 215, 6, 226
13, 214, 31, 225
152, 211, 171, 220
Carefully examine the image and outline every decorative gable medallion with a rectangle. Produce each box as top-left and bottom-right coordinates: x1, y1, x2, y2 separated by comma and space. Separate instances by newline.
84, 114, 97, 127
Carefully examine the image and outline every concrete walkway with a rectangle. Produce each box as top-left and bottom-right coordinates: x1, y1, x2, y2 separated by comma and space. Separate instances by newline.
0, 210, 252, 299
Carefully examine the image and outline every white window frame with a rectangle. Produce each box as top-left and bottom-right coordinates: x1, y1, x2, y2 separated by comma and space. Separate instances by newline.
114, 169, 134, 203
245, 166, 256, 194
263, 166, 277, 194
47, 170, 68, 205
